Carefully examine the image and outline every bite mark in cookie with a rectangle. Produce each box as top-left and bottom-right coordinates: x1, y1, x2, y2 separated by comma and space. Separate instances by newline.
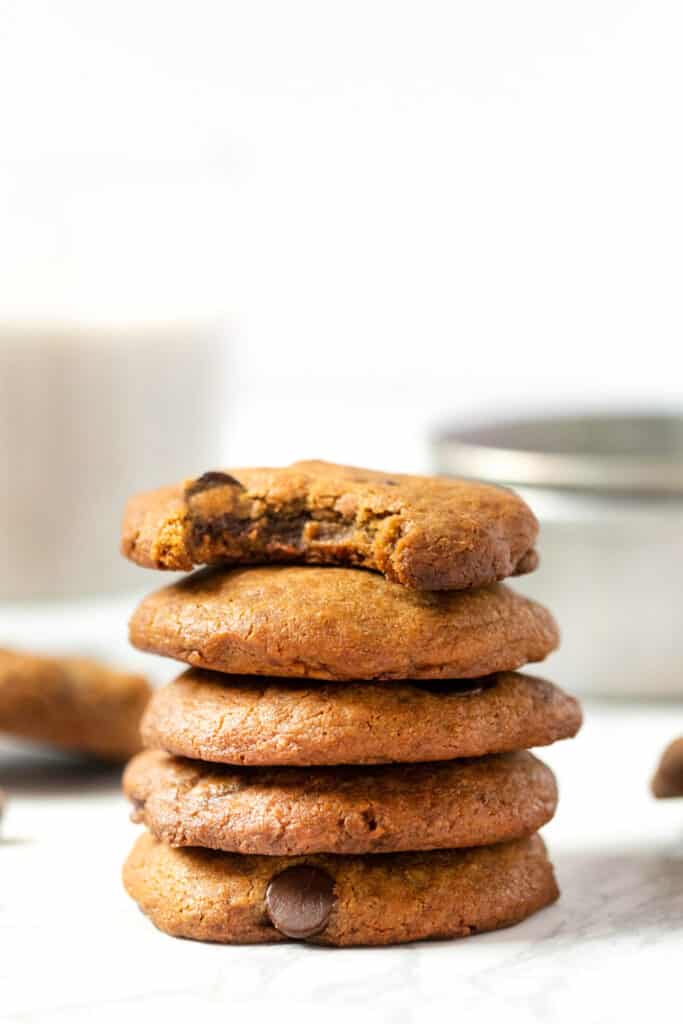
121, 460, 539, 591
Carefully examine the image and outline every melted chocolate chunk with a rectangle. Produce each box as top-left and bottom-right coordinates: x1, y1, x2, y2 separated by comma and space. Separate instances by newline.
185, 471, 244, 499
129, 797, 145, 823
266, 865, 335, 939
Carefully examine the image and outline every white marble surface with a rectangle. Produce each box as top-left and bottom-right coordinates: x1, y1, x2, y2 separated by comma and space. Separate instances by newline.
2, 600, 683, 1023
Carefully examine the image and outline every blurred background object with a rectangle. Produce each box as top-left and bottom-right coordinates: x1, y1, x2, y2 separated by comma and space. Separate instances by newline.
0, 646, 151, 762
433, 413, 683, 699
0, 321, 229, 599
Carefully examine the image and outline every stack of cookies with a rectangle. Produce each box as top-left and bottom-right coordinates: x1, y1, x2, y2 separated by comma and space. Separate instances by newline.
120, 461, 582, 947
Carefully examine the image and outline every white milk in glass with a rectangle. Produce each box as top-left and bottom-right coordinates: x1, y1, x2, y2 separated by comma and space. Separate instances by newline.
0, 322, 229, 599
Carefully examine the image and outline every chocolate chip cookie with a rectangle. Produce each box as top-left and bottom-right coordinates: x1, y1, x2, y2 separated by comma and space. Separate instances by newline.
142, 669, 581, 766
0, 648, 151, 761
123, 831, 558, 946
124, 749, 557, 855
652, 737, 683, 798
121, 460, 539, 591
130, 566, 558, 681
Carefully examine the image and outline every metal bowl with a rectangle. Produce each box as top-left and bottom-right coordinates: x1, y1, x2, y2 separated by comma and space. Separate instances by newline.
432, 413, 683, 698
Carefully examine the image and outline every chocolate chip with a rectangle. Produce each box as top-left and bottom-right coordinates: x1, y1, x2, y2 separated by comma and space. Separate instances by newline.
185, 471, 244, 499
266, 865, 335, 939
129, 797, 145, 823
652, 737, 683, 798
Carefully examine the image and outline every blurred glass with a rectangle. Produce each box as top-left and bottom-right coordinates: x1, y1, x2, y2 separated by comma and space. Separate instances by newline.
0, 320, 229, 600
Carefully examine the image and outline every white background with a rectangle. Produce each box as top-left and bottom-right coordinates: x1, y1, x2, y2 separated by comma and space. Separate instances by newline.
1, 1, 683, 470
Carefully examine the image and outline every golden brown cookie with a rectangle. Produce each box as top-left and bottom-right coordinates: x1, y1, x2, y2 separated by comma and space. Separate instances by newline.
124, 749, 557, 855
123, 831, 559, 946
129, 566, 558, 681
0, 648, 151, 762
652, 737, 683, 798
142, 669, 581, 766
121, 460, 539, 591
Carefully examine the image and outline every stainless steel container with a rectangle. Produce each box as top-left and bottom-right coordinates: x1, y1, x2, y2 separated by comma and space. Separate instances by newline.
432, 413, 683, 698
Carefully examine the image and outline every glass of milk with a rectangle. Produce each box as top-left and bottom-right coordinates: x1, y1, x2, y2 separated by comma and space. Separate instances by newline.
0, 320, 229, 600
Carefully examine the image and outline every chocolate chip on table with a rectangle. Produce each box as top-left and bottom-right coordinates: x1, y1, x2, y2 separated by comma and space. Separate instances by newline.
652, 736, 683, 798
265, 865, 335, 939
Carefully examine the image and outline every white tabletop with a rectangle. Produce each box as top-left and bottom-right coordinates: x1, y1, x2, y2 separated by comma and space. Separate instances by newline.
2, 599, 682, 1024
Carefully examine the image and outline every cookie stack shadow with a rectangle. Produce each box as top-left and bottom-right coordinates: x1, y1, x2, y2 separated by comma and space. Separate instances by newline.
120, 461, 582, 947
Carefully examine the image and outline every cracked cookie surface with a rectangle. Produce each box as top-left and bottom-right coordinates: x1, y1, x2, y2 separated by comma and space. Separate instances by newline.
124, 749, 557, 855
129, 565, 558, 681
0, 648, 151, 761
121, 460, 539, 591
123, 831, 559, 946
142, 668, 581, 766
